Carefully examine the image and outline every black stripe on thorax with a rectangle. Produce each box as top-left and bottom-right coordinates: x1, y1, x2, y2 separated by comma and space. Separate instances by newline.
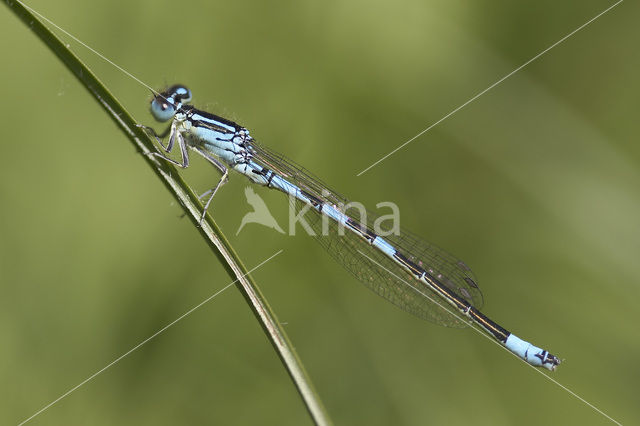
186, 106, 241, 134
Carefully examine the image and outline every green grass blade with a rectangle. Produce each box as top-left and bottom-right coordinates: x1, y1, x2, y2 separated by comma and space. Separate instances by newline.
4, 1, 331, 424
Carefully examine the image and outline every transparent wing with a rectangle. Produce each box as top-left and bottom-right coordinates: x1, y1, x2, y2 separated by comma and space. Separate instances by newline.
250, 140, 483, 327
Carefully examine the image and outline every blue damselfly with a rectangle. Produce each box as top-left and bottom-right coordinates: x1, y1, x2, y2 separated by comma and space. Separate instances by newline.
140, 84, 561, 371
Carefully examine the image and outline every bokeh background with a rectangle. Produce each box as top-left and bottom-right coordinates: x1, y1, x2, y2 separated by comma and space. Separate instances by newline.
1, 0, 638, 424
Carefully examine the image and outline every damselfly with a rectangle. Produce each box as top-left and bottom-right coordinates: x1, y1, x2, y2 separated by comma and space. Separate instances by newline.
140, 84, 561, 371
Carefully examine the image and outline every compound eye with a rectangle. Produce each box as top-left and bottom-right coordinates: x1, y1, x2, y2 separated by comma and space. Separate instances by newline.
150, 96, 177, 122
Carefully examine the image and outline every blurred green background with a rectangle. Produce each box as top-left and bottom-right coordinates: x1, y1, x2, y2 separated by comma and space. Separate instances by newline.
1, 0, 638, 424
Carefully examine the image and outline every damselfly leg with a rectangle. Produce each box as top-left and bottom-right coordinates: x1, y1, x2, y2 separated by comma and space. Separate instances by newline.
138, 121, 230, 225
138, 84, 561, 370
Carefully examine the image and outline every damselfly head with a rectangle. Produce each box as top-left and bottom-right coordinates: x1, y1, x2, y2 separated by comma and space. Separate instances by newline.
150, 84, 192, 122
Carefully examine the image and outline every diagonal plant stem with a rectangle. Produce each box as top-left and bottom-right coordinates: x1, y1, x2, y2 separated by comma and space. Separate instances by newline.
4, 1, 331, 424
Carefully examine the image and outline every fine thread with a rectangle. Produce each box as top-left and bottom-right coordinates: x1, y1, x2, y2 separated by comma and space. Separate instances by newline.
356, 0, 624, 176
17, 0, 159, 96
357, 249, 622, 426
18, 250, 284, 425
14, 1, 623, 425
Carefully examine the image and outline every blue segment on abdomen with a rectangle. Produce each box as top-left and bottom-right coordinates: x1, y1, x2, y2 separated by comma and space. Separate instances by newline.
372, 236, 397, 257
266, 173, 398, 258
268, 175, 348, 226
505, 334, 551, 369
269, 174, 301, 196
